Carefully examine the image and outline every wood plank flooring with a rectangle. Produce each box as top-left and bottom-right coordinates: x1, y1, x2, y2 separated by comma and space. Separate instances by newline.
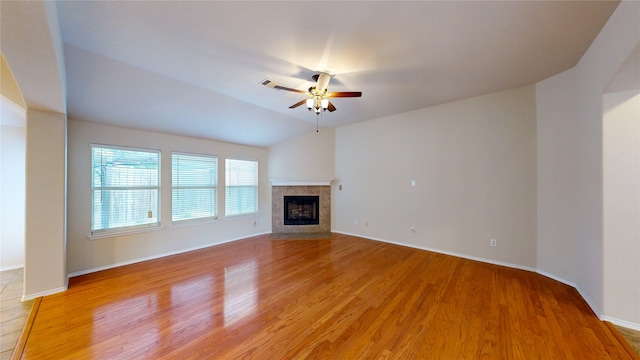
19, 234, 637, 359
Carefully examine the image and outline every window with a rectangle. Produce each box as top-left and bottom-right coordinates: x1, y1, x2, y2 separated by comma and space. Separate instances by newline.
225, 159, 258, 216
172, 153, 217, 223
91, 145, 160, 236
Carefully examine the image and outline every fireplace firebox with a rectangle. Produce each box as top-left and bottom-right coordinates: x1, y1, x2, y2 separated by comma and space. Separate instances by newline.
284, 196, 320, 225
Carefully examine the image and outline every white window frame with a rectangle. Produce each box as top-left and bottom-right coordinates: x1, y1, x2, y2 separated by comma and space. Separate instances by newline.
90, 144, 161, 238
171, 152, 218, 225
225, 158, 259, 218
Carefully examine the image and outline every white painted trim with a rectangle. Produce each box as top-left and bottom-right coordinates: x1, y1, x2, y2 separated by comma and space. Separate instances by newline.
332, 231, 537, 272
68, 231, 271, 278
602, 316, 640, 331
22, 286, 67, 301
0, 264, 24, 272
536, 270, 603, 319
170, 216, 218, 228
88, 225, 164, 240
536, 269, 577, 288
270, 179, 333, 186
576, 286, 602, 319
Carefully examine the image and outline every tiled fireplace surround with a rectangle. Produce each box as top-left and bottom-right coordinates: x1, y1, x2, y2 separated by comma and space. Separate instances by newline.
271, 183, 331, 234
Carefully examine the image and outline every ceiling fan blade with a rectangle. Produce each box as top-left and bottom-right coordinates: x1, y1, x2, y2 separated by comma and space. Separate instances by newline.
289, 99, 308, 109
327, 102, 337, 112
261, 79, 307, 94
260, 79, 278, 89
325, 91, 362, 98
275, 85, 307, 94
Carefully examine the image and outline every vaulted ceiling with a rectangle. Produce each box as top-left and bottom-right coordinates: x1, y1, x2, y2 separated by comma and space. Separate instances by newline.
4, 1, 621, 147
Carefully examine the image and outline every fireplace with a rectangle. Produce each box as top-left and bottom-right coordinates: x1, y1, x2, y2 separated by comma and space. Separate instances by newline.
284, 196, 320, 225
271, 182, 331, 234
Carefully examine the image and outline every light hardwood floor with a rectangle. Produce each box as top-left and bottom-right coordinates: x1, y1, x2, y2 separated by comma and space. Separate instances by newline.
18, 234, 639, 359
615, 325, 640, 356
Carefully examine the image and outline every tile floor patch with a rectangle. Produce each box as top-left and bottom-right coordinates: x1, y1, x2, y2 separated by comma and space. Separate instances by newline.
0, 268, 32, 358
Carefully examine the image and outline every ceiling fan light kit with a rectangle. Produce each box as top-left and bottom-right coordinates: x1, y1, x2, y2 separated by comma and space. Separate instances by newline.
306, 97, 330, 114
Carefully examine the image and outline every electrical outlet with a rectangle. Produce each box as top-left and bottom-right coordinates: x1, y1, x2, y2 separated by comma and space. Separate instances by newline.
411, 227, 416, 233
490, 239, 497, 247
354, 219, 358, 225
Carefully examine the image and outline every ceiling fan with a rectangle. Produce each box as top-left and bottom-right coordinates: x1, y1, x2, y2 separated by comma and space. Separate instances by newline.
261, 72, 362, 115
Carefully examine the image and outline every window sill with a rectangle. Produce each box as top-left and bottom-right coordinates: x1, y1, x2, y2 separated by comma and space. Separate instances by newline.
88, 225, 163, 240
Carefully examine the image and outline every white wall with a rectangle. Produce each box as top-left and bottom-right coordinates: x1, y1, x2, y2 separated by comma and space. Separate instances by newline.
603, 89, 640, 328
268, 128, 335, 181
535, 69, 578, 283
535, 0, 640, 319
24, 108, 67, 298
334, 86, 537, 268
574, 0, 640, 317
0, 124, 26, 270
66, 119, 270, 275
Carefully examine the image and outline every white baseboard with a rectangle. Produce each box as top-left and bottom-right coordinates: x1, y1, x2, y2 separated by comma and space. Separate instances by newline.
0, 264, 24, 272
333, 231, 537, 272
535, 269, 577, 288
535, 270, 606, 320
22, 286, 67, 301
602, 316, 640, 331
576, 286, 603, 319
68, 231, 271, 278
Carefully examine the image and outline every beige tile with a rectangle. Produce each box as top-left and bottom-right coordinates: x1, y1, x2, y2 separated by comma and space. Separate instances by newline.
8, 275, 23, 285
0, 349, 15, 360
0, 274, 13, 290
0, 268, 26, 359
1, 302, 32, 323
0, 329, 20, 354
0, 298, 31, 312
0, 268, 19, 278
0, 315, 27, 336
3, 282, 23, 293
0, 288, 22, 302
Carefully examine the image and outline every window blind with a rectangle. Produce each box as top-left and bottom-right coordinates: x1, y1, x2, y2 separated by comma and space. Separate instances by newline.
91, 145, 160, 235
172, 153, 218, 223
225, 159, 258, 216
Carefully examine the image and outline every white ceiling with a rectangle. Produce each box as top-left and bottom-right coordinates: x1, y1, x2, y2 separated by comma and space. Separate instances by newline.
54, 1, 619, 147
